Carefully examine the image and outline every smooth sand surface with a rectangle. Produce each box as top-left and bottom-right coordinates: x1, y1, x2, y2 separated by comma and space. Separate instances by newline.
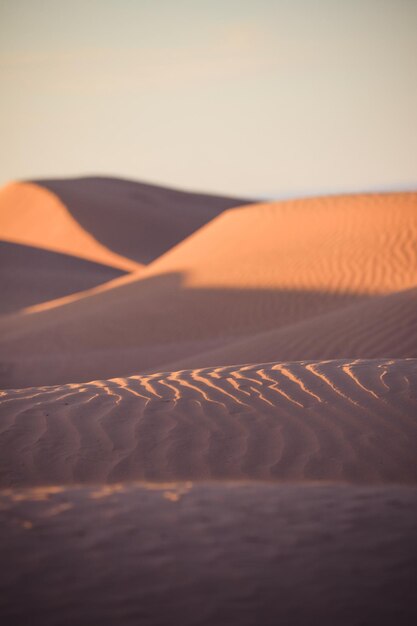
33, 176, 252, 265
1, 483, 416, 626
0, 179, 416, 624
1, 178, 249, 270
0, 181, 141, 272
0, 191, 415, 388
0, 241, 125, 315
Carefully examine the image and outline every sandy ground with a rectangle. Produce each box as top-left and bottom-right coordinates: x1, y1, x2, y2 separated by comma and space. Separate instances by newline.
1, 358, 416, 486
0, 177, 416, 624
1, 483, 416, 626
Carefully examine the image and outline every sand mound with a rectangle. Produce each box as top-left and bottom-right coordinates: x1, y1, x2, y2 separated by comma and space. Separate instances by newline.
0, 241, 124, 315
1, 358, 416, 486
0, 182, 141, 272
1, 482, 416, 626
160, 285, 417, 371
33, 176, 252, 265
0, 192, 415, 388
0, 177, 249, 272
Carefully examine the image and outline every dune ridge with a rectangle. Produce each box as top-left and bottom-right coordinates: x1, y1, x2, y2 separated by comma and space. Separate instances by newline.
0, 191, 416, 388
33, 176, 252, 265
0, 241, 125, 315
1, 358, 416, 487
0, 182, 141, 272
159, 285, 417, 372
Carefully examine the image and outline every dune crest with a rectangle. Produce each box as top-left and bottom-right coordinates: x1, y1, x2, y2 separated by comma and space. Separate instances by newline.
0, 191, 416, 388
32, 176, 252, 265
1, 358, 416, 487
0, 182, 141, 272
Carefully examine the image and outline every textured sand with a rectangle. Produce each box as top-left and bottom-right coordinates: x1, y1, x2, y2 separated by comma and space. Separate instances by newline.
0, 191, 415, 388
1, 359, 416, 487
1, 179, 416, 625
161, 285, 417, 371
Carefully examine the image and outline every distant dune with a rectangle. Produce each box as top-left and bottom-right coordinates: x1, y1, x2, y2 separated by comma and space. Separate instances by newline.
0, 177, 250, 316
0, 191, 415, 388
31, 176, 252, 265
0, 181, 141, 272
0, 178, 416, 625
0, 240, 124, 315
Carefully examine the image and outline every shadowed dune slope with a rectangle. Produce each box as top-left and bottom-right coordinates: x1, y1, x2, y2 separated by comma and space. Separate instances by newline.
1, 482, 416, 626
1, 359, 416, 487
0, 182, 141, 272
0, 192, 416, 388
158, 285, 417, 372
0, 177, 250, 271
0, 241, 124, 315
33, 176, 252, 264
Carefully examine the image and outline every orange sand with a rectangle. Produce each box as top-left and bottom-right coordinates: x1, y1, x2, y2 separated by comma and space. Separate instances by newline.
0, 177, 416, 625
0, 190, 415, 388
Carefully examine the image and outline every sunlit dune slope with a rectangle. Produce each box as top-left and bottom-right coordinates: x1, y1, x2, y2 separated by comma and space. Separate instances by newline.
147, 191, 417, 295
0, 241, 124, 315
0, 192, 415, 388
32, 176, 252, 264
1, 358, 416, 486
0, 177, 250, 271
0, 182, 141, 272
0, 193, 417, 387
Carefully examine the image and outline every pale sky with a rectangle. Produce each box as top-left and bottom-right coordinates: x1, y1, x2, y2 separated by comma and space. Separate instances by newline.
1, 0, 416, 197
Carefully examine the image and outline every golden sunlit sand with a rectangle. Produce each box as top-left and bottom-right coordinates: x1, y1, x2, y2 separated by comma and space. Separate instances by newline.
1, 358, 416, 486
0, 189, 415, 387
0, 177, 416, 625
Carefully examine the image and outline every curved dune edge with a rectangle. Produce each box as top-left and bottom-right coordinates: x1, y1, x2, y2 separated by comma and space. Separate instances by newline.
0, 190, 416, 389
1, 482, 417, 625
158, 285, 417, 372
32, 176, 252, 265
0, 240, 126, 316
0, 182, 142, 272
1, 358, 416, 487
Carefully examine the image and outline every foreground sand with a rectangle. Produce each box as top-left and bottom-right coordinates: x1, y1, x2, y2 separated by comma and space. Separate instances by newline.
1, 482, 416, 626
1, 357, 416, 624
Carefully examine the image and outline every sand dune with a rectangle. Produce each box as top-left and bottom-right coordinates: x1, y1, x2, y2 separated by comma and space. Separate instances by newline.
1, 482, 416, 626
0, 240, 124, 315
160, 285, 417, 371
1, 358, 416, 486
0, 176, 249, 273
0, 191, 415, 388
33, 176, 252, 265
1, 181, 417, 625
0, 182, 141, 272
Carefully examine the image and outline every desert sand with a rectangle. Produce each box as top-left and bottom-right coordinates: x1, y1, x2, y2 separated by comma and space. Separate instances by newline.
0, 177, 416, 625
0, 190, 416, 388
